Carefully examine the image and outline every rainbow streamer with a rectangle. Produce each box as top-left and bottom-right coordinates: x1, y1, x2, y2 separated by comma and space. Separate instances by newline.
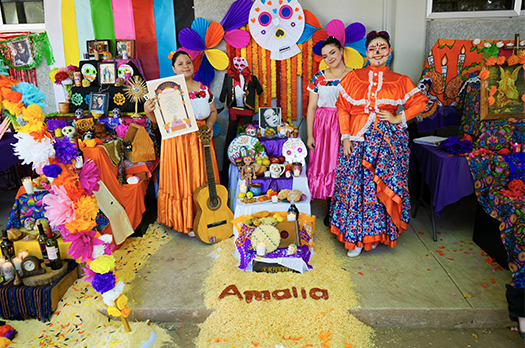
153, 0, 177, 77
74, 0, 95, 60
90, 0, 116, 56
112, 0, 136, 40
61, 0, 80, 67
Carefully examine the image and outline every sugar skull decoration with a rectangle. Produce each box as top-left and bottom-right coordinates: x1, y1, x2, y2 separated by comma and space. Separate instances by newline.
233, 57, 248, 73
75, 108, 84, 119
248, 0, 305, 60
245, 124, 256, 137
62, 126, 76, 140
112, 108, 121, 118
81, 63, 97, 82
282, 138, 307, 165
118, 64, 134, 80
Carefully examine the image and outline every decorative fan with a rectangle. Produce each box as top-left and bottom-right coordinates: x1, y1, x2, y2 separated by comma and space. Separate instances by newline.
123, 76, 147, 118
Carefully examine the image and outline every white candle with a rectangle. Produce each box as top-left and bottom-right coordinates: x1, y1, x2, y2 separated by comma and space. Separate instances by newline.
2, 261, 14, 280
239, 185, 247, 194
256, 242, 266, 257
293, 169, 301, 177
0, 258, 5, 277
12, 257, 22, 274
22, 176, 34, 195
18, 251, 28, 260
272, 196, 278, 203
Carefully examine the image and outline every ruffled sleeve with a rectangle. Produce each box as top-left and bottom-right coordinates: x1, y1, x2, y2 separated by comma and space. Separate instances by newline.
400, 76, 428, 121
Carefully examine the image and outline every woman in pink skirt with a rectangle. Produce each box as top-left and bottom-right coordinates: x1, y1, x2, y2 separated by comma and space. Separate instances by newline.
306, 36, 351, 226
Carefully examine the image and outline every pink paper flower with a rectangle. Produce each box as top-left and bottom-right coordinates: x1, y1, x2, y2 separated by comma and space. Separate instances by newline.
42, 185, 75, 226
63, 229, 105, 262
81, 264, 97, 283
79, 158, 101, 195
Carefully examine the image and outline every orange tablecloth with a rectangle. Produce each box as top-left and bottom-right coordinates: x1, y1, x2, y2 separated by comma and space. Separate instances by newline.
82, 146, 149, 237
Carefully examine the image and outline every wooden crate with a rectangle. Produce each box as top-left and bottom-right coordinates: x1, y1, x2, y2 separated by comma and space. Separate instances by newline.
123, 123, 155, 163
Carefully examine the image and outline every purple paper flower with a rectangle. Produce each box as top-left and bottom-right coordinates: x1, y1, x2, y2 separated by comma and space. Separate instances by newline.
5, 328, 17, 340
63, 229, 105, 263
440, 136, 473, 156
79, 158, 101, 195
53, 136, 78, 164
92, 271, 116, 294
42, 164, 63, 178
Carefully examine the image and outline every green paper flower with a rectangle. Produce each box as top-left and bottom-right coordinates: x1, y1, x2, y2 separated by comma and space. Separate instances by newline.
71, 93, 83, 106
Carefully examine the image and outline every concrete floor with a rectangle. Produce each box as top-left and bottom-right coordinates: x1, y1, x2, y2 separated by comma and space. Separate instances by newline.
2, 187, 524, 347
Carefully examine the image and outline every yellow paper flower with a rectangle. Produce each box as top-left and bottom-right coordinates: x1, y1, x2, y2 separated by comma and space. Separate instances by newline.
90, 255, 116, 274
0, 337, 11, 348
3, 100, 23, 117
65, 219, 96, 233
74, 195, 99, 221
120, 306, 130, 318
116, 294, 128, 309
107, 306, 121, 317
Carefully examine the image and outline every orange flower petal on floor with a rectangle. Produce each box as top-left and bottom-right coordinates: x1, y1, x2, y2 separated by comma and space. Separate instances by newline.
319, 331, 331, 342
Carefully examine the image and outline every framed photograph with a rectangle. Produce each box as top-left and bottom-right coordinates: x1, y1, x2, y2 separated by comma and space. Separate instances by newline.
89, 92, 110, 116
9, 38, 33, 67
480, 59, 524, 121
116, 40, 136, 59
86, 40, 110, 58
259, 107, 282, 130
146, 75, 198, 139
98, 62, 117, 85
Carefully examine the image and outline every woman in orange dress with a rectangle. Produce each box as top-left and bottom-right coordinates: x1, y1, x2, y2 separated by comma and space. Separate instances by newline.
145, 50, 219, 235
331, 31, 428, 257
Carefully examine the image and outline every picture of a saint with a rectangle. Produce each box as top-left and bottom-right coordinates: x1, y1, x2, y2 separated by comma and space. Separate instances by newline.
10, 39, 33, 67
488, 64, 524, 116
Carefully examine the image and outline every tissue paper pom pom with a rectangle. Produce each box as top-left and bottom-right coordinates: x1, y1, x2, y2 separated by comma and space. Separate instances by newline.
92, 271, 116, 294
12, 82, 48, 108
102, 281, 125, 306
0, 336, 11, 348
13, 132, 55, 170
81, 265, 97, 283
65, 218, 96, 234
63, 229, 104, 262
0, 325, 15, 338
79, 159, 100, 195
74, 195, 99, 222
53, 136, 78, 164
3, 100, 23, 116
43, 164, 62, 178
92, 233, 113, 259
115, 124, 128, 138
43, 185, 76, 226
90, 255, 116, 274
53, 170, 84, 201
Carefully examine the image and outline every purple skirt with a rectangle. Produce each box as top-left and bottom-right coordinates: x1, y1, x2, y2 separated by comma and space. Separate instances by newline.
307, 107, 340, 199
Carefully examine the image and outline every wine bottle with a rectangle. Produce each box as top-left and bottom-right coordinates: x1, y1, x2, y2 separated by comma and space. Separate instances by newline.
36, 220, 50, 266
45, 228, 63, 270
0, 229, 14, 259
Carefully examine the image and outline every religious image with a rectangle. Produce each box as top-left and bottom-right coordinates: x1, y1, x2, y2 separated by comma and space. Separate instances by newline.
9, 39, 33, 67
488, 64, 523, 116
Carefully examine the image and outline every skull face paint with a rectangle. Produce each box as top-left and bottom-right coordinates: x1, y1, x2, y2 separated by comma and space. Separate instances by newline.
366, 38, 391, 67
81, 63, 97, 82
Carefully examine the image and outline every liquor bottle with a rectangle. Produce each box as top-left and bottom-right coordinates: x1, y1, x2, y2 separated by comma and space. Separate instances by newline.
45, 228, 63, 270
0, 229, 14, 259
287, 203, 299, 222
36, 220, 50, 266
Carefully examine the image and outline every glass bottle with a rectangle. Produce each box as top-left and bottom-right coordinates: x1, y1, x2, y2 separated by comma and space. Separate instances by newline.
287, 203, 299, 221
0, 229, 14, 259
45, 228, 63, 270
37, 220, 50, 267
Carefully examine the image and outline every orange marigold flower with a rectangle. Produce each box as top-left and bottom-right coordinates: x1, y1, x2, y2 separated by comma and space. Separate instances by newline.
522, 94, 525, 103
507, 55, 519, 66
496, 56, 506, 65
520, 55, 525, 64
488, 96, 495, 106
489, 85, 497, 96
485, 57, 497, 66
479, 70, 490, 80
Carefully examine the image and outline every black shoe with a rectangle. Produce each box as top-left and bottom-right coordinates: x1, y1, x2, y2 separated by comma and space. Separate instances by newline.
324, 214, 330, 227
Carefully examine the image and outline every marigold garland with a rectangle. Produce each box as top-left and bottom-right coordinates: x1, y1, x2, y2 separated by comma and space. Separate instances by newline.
488, 96, 495, 106
278, 60, 283, 110
507, 54, 519, 66
246, 40, 252, 76
489, 85, 497, 96
260, 46, 267, 107
266, 48, 272, 106
486, 57, 497, 66
496, 56, 506, 65
287, 57, 292, 123
479, 70, 490, 80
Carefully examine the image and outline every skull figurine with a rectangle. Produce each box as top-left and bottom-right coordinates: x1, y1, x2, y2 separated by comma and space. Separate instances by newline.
62, 126, 76, 140
112, 108, 121, 118
245, 124, 256, 137
81, 63, 97, 82
75, 108, 84, 119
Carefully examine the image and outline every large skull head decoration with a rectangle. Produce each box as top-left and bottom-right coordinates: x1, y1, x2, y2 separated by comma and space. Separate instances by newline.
81, 63, 97, 82
118, 64, 134, 80
249, 0, 305, 60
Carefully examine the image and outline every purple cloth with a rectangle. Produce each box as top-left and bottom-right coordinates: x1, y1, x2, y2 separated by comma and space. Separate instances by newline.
306, 107, 340, 199
259, 137, 288, 157
410, 143, 474, 215
0, 133, 18, 172
252, 176, 292, 193
416, 105, 461, 133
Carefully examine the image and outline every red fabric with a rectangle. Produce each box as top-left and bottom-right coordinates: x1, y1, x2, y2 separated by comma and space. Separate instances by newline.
228, 107, 253, 121
131, 0, 159, 80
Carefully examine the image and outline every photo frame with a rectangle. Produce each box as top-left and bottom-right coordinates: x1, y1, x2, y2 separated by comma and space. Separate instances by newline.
98, 62, 117, 85
9, 38, 33, 67
86, 40, 110, 58
115, 40, 136, 59
480, 59, 525, 121
89, 92, 110, 116
259, 107, 282, 130
146, 75, 198, 139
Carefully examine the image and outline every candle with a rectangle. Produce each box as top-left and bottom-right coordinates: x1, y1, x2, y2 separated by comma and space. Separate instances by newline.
256, 242, 266, 257
427, 50, 435, 71
22, 176, 34, 195
239, 185, 247, 194
12, 257, 22, 274
293, 169, 301, 177
272, 195, 278, 203
0, 257, 5, 276
122, 50, 129, 59
2, 261, 14, 280
18, 251, 28, 260
441, 54, 448, 84
457, 46, 466, 73
512, 143, 521, 153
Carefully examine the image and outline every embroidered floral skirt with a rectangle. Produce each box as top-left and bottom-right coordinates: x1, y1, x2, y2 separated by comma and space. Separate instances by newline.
330, 120, 411, 250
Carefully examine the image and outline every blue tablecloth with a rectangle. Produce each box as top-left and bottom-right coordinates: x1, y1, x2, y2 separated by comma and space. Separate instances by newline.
0, 132, 18, 172
410, 143, 474, 215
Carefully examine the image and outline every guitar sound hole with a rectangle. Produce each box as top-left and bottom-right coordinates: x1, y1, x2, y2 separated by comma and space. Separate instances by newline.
207, 196, 222, 211
281, 230, 289, 239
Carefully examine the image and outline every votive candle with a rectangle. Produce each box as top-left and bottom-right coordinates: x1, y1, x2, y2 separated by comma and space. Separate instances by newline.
22, 177, 34, 195
512, 143, 521, 153
2, 261, 14, 280
18, 251, 28, 260
256, 242, 266, 257
12, 257, 22, 274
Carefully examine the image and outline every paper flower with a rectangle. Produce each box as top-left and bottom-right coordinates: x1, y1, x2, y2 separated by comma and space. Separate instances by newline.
90, 255, 116, 274
63, 229, 104, 262
74, 195, 99, 222
107, 294, 130, 318
479, 70, 490, 80
0, 325, 16, 340
12, 82, 48, 108
0, 336, 11, 348
92, 234, 113, 259
43, 164, 62, 178
439, 136, 473, 156
65, 219, 96, 234
12, 132, 55, 172
81, 264, 97, 283
92, 271, 116, 294
43, 185, 76, 226
78, 159, 100, 195
102, 281, 125, 306
115, 124, 128, 138
53, 136, 78, 165
312, 20, 367, 70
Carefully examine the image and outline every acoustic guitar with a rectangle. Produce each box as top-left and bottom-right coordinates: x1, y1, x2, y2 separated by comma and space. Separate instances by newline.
193, 125, 234, 244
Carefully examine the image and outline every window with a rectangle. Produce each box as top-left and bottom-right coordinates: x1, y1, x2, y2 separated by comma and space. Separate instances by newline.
427, 0, 524, 18
0, 0, 44, 32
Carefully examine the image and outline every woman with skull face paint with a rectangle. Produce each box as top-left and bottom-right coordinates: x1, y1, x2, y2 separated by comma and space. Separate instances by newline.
306, 36, 351, 227
330, 31, 428, 257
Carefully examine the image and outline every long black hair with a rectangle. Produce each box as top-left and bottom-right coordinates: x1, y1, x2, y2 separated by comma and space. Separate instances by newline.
171, 50, 191, 66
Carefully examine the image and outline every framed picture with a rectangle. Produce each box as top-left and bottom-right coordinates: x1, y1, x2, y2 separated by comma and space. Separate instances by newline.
146, 75, 198, 139
98, 62, 117, 85
86, 40, 110, 58
116, 40, 136, 59
9, 38, 33, 67
259, 107, 282, 130
480, 59, 524, 120
89, 92, 110, 116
